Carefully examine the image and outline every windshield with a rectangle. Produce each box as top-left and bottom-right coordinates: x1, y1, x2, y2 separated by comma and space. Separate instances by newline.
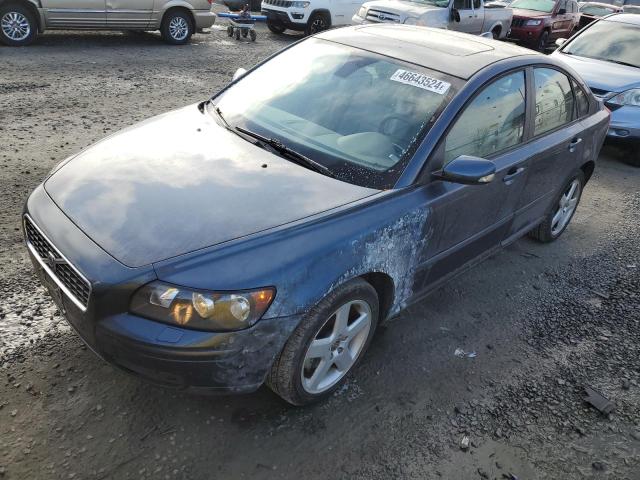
563, 20, 640, 68
404, 0, 450, 7
510, 0, 556, 12
580, 4, 617, 14
623, 5, 640, 12
212, 39, 460, 189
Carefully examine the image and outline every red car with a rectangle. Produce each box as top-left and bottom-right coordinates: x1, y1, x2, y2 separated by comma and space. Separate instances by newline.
508, 0, 581, 50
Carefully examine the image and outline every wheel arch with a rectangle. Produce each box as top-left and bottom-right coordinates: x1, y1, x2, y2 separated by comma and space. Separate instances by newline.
488, 22, 502, 36
160, 2, 195, 28
360, 272, 395, 322
0, 0, 43, 32
309, 8, 331, 26
580, 160, 595, 184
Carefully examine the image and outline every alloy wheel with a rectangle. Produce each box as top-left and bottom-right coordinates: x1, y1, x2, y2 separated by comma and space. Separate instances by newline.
301, 300, 372, 394
551, 179, 581, 236
1, 11, 30, 41
309, 17, 326, 34
168, 16, 189, 41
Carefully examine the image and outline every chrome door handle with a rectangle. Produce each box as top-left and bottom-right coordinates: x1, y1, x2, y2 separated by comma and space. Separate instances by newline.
503, 166, 526, 183
569, 137, 582, 152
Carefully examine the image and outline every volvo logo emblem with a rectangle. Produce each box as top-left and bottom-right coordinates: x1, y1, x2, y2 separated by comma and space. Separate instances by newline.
46, 251, 61, 270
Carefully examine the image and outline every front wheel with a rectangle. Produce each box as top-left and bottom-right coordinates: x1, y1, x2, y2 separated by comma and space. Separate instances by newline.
305, 12, 329, 36
537, 30, 549, 51
0, 4, 37, 46
161, 10, 193, 45
267, 278, 379, 406
267, 20, 286, 34
529, 170, 585, 242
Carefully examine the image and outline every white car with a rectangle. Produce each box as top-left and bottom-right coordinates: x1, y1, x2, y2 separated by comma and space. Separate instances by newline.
352, 0, 513, 39
261, 0, 366, 35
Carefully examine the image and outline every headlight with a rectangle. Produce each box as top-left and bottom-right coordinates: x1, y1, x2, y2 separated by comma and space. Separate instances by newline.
291, 1, 310, 7
358, 6, 367, 17
130, 281, 275, 331
607, 88, 640, 107
404, 17, 418, 25
524, 19, 542, 26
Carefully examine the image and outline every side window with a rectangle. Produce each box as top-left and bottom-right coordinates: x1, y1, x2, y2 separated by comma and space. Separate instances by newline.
473, 0, 481, 8
533, 68, 575, 136
557, 0, 567, 11
454, 0, 472, 9
572, 80, 589, 118
570, 1, 578, 12
445, 71, 526, 163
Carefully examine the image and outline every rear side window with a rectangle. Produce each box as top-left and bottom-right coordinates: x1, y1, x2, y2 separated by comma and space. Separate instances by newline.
572, 80, 589, 118
533, 68, 575, 136
445, 71, 526, 163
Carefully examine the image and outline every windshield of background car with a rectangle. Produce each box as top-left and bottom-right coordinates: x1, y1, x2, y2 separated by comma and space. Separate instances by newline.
510, 0, 555, 12
406, 0, 450, 7
212, 39, 461, 189
562, 20, 640, 68
580, 4, 616, 14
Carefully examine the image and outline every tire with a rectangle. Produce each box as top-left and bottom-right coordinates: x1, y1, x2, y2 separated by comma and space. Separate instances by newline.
491, 27, 500, 39
537, 30, 549, 51
529, 170, 585, 243
249, 29, 256, 41
304, 12, 329, 36
160, 10, 193, 45
235, 28, 240, 40
267, 278, 379, 406
267, 20, 285, 34
227, 25, 234, 37
0, 3, 37, 46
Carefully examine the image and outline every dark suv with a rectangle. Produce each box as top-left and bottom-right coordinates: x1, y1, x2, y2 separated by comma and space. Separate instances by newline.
508, 0, 581, 50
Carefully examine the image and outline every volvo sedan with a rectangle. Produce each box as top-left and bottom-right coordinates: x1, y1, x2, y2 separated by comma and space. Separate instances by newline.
24, 26, 609, 405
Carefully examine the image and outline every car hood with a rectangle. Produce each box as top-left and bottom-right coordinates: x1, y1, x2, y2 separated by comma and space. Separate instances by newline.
364, 0, 444, 16
552, 52, 640, 93
511, 8, 550, 17
44, 104, 379, 268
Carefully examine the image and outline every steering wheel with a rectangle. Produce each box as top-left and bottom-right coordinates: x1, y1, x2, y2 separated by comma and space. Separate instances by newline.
379, 115, 412, 155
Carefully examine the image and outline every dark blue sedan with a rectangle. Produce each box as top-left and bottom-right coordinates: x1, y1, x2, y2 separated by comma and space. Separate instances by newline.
24, 26, 609, 405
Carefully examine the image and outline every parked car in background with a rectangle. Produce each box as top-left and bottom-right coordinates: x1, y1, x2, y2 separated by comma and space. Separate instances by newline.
508, 0, 580, 50
485, 0, 515, 7
351, 0, 513, 39
622, 3, 640, 12
222, 0, 261, 11
262, 0, 366, 35
0, 0, 216, 46
552, 13, 640, 165
24, 25, 608, 405
577, 1, 621, 28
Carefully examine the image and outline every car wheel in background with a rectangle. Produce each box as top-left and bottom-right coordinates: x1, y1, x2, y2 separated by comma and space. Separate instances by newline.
0, 3, 37, 46
529, 170, 585, 243
305, 12, 329, 36
537, 30, 549, 51
491, 27, 501, 39
267, 278, 379, 406
161, 10, 193, 45
267, 20, 286, 34
249, 29, 256, 41
227, 25, 234, 37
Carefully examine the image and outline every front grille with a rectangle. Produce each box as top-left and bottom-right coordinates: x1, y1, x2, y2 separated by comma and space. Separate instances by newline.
366, 9, 401, 23
263, 0, 293, 7
24, 216, 91, 310
511, 18, 525, 28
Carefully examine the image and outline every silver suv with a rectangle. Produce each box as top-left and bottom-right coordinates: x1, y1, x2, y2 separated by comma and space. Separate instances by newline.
0, 0, 216, 46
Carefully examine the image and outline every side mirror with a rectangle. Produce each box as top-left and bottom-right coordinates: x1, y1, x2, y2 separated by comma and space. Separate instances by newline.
555, 37, 567, 47
433, 155, 496, 185
451, 7, 461, 22
232, 68, 247, 81
557, 7, 566, 14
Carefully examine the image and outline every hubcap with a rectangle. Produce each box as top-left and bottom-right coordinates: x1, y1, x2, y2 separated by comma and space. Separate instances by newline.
1, 12, 30, 41
168, 16, 189, 41
551, 179, 581, 236
311, 18, 325, 33
301, 300, 372, 394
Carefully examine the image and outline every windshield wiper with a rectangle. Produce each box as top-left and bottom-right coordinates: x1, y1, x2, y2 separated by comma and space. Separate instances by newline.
235, 126, 335, 178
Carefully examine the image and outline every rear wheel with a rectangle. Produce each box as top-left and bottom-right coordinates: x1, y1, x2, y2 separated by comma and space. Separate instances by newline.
267, 20, 286, 34
249, 29, 256, 41
0, 3, 37, 46
305, 12, 329, 36
267, 278, 379, 406
227, 25, 234, 37
529, 170, 584, 242
161, 10, 193, 45
491, 27, 501, 39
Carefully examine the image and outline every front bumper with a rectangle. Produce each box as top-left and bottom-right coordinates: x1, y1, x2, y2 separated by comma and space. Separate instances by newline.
24, 184, 300, 394
193, 10, 217, 29
607, 105, 640, 143
261, 8, 307, 30
508, 25, 544, 46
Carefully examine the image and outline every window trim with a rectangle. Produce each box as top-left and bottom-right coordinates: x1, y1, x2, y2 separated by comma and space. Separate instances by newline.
438, 67, 530, 167
570, 78, 591, 120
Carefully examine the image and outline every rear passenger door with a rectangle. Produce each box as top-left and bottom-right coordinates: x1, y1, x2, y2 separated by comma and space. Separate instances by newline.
42, 0, 106, 27
106, 0, 153, 28
508, 66, 584, 236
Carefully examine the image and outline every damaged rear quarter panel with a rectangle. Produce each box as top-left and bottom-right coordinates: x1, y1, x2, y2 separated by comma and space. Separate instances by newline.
153, 187, 432, 321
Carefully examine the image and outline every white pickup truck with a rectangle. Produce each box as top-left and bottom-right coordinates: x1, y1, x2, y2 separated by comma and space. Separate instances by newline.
352, 0, 513, 39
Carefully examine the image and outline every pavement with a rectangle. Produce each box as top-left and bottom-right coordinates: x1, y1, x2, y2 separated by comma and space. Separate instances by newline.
1, 19, 639, 480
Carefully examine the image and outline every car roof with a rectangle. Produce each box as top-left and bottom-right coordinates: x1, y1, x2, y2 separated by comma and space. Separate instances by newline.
316, 25, 541, 80
602, 12, 640, 23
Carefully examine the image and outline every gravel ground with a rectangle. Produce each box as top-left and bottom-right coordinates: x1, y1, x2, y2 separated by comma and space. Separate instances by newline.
1, 20, 639, 480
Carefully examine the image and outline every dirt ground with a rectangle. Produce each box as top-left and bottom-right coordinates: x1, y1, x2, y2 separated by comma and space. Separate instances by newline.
1, 19, 639, 480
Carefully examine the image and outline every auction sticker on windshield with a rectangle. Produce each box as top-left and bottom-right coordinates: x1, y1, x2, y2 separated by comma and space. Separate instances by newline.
390, 69, 450, 95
